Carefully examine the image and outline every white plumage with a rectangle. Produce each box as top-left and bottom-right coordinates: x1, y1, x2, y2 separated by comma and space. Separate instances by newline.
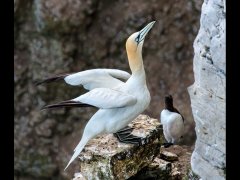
37, 21, 156, 170
73, 87, 137, 109
160, 95, 184, 147
64, 68, 131, 89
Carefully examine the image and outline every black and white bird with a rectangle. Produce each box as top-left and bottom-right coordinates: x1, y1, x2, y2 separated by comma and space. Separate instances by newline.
160, 95, 184, 148
36, 21, 156, 170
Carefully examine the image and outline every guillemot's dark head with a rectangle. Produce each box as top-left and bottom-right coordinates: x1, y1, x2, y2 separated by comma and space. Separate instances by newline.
164, 95, 173, 109
164, 95, 184, 122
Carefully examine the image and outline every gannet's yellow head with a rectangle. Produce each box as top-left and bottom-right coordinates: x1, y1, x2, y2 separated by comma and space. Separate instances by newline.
126, 21, 156, 54
126, 21, 155, 72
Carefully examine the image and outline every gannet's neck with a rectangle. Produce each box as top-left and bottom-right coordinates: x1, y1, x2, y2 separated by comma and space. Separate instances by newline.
126, 43, 145, 75
125, 21, 155, 77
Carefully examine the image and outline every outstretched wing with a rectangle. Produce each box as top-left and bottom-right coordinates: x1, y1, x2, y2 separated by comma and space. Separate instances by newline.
42, 88, 137, 110
35, 69, 131, 90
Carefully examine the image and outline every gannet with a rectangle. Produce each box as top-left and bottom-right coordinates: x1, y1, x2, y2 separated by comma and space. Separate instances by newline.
160, 95, 184, 148
36, 21, 156, 170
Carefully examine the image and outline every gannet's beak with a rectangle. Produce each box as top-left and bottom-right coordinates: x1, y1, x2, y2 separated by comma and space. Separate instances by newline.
135, 21, 156, 43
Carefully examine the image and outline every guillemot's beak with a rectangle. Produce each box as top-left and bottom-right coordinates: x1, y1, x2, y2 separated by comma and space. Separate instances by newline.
136, 21, 156, 43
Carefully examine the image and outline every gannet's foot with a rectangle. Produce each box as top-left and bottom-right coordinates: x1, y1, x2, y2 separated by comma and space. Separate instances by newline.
114, 126, 143, 145
162, 142, 174, 148
115, 126, 134, 135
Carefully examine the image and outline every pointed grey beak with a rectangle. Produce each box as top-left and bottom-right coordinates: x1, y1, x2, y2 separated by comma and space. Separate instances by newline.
135, 21, 156, 43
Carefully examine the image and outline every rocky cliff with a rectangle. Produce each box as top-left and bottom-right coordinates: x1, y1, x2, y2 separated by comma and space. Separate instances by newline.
188, 0, 226, 179
14, 0, 201, 179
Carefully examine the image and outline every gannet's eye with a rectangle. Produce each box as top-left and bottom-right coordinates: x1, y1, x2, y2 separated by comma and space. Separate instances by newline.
135, 34, 140, 43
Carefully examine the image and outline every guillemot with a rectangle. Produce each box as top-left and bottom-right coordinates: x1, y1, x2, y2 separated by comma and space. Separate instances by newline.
160, 95, 184, 148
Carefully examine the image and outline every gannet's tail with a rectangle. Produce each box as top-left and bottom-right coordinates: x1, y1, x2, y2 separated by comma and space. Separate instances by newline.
64, 139, 88, 171
64, 116, 100, 170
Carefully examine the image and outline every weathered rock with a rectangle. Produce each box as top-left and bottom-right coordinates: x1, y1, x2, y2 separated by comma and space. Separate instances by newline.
77, 115, 164, 180
130, 145, 194, 180
129, 158, 171, 180
187, 169, 201, 180
73, 172, 86, 180
160, 151, 178, 162
160, 145, 194, 180
188, 0, 226, 179
170, 169, 181, 180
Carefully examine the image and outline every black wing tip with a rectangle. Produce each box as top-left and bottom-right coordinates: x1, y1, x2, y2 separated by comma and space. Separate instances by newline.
40, 100, 96, 110
34, 80, 45, 86
40, 104, 58, 111
40, 100, 74, 110
34, 74, 70, 86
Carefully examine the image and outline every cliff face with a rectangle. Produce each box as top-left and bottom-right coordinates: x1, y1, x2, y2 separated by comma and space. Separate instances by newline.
188, 0, 226, 179
14, 0, 201, 179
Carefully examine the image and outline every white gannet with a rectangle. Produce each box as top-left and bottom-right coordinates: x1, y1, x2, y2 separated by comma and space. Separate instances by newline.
36, 21, 156, 170
160, 95, 184, 148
